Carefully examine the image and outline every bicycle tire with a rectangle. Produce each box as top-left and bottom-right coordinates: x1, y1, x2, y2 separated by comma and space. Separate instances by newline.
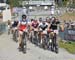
22, 32, 27, 54
13, 30, 18, 42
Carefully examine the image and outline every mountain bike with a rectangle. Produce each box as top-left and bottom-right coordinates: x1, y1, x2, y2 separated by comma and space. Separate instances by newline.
20, 30, 27, 54
13, 27, 18, 42
48, 30, 58, 53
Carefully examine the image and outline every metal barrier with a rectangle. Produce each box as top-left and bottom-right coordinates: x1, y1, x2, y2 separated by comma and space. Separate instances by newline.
59, 28, 75, 41
0, 22, 6, 34
64, 29, 75, 41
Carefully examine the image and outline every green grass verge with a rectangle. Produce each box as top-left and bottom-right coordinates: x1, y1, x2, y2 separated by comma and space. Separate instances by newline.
59, 40, 75, 54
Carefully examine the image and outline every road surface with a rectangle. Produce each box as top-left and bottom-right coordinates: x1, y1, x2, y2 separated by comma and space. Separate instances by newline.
0, 32, 75, 60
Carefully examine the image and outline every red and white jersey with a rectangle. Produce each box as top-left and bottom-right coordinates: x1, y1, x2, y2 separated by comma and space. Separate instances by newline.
19, 20, 27, 31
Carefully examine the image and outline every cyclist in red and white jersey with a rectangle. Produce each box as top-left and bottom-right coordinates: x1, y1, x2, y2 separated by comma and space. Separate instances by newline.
18, 14, 30, 49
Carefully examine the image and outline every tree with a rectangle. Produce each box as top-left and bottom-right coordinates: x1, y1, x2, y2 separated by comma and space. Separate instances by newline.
6, 0, 10, 4
6, 0, 23, 7
6, 0, 24, 15
62, 0, 68, 6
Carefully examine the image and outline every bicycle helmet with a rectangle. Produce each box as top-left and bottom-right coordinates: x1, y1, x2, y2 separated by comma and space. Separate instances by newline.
39, 17, 42, 22
22, 14, 27, 19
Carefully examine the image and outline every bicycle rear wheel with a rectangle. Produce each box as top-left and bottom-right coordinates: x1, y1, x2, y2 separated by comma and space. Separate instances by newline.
13, 30, 18, 42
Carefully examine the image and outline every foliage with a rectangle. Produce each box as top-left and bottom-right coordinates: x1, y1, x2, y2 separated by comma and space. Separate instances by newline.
62, 0, 68, 6
6, 0, 23, 7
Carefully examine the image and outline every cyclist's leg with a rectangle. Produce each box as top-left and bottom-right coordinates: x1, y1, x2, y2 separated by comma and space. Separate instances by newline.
30, 31, 33, 42
12, 27, 15, 39
38, 31, 43, 47
28, 25, 31, 40
50, 32, 54, 51
8, 25, 10, 34
42, 34, 47, 49
18, 31, 23, 48
10, 25, 12, 34
44, 30, 48, 49
44, 34, 48, 49
11, 27, 13, 34
40, 31, 45, 48
13, 27, 17, 39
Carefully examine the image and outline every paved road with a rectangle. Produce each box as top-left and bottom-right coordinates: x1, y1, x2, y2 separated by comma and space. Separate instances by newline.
0, 33, 75, 60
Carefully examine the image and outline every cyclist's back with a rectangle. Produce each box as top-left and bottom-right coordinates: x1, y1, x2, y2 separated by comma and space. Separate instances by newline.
12, 20, 18, 27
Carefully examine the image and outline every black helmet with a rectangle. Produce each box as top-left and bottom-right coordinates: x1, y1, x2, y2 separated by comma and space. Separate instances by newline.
22, 14, 27, 19
39, 17, 42, 21
31, 19, 34, 21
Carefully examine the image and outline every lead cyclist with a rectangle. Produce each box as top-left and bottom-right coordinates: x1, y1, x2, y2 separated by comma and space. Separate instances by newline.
18, 14, 30, 50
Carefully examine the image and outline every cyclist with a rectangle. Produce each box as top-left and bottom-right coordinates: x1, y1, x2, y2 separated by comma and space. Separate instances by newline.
50, 17, 60, 53
12, 20, 18, 31
11, 20, 19, 39
31, 19, 39, 31
7, 20, 11, 34
38, 19, 48, 47
31, 19, 39, 44
50, 18, 60, 34
46, 17, 52, 38
29, 19, 34, 31
18, 14, 29, 50
46, 17, 51, 30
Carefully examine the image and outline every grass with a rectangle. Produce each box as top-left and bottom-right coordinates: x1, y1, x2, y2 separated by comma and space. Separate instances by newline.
59, 40, 75, 54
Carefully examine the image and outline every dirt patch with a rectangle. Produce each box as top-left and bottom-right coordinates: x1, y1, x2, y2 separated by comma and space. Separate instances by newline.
58, 12, 75, 21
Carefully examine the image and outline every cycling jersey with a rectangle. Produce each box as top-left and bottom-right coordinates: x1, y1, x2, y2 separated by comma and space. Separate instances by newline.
39, 22, 48, 30
50, 20, 60, 30
32, 21, 39, 28
19, 20, 28, 31
50, 20, 60, 34
12, 21, 18, 27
